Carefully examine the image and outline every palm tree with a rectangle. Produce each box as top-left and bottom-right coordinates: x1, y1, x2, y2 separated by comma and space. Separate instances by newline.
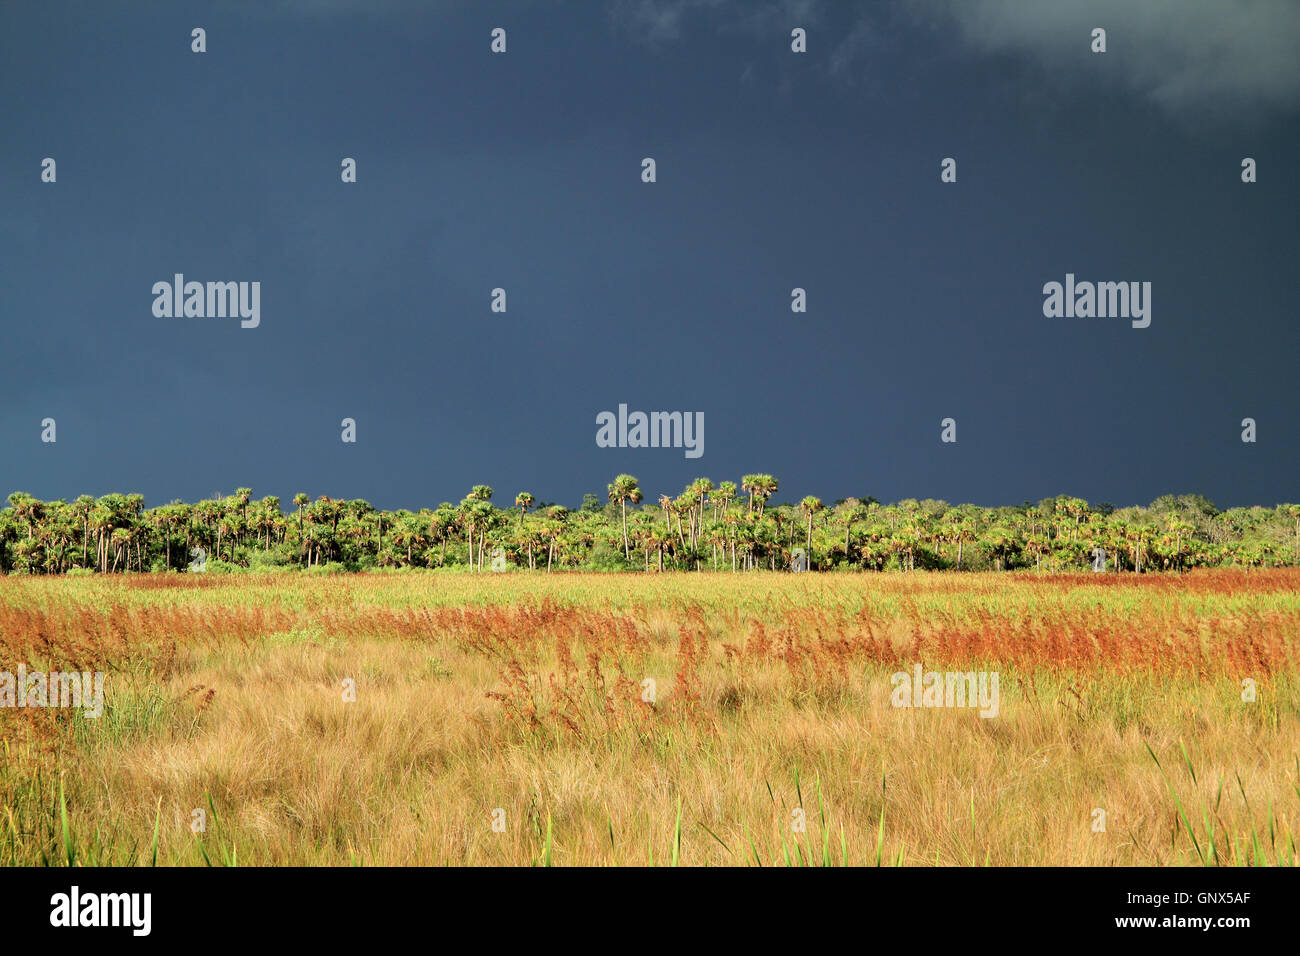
1285, 504, 1300, 561
838, 498, 866, 563
458, 497, 496, 571
716, 481, 737, 516
216, 512, 236, 563
151, 505, 172, 570
985, 526, 1016, 572
261, 496, 281, 549
293, 493, 309, 535
607, 474, 641, 560
1025, 533, 1049, 571
7, 492, 36, 539
723, 510, 740, 570
71, 494, 94, 567
515, 491, 534, 527
394, 513, 425, 564
108, 519, 134, 572
800, 496, 824, 564
516, 522, 543, 570
544, 506, 568, 572
736, 514, 757, 570
1164, 516, 1193, 572
657, 495, 677, 555
422, 504, 450, 567
92, 495, 124, 572
235, 488, 252, 542
457, 499, 476, 570
690, 478, 713, 549
754, 475, 778, 517
678, 486, 701, 552
1054, 496, 1089, 542
478, 503, 506, 569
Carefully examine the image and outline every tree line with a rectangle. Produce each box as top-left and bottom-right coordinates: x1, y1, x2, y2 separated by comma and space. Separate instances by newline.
2, 477, 1297, 575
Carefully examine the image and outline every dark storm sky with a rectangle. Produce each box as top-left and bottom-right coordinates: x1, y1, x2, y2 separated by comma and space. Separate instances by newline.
2, 0, 1297, 511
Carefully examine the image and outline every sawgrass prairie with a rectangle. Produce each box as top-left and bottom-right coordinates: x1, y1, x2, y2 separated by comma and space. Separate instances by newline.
2, 568, 1298, 866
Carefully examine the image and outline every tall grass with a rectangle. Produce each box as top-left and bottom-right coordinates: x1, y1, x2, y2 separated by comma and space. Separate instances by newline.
1, 570, 1296, 865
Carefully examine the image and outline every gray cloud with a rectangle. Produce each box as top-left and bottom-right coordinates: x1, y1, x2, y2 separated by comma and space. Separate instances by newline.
608, 0, 1300, 119
607, 0, 727, 44
220, 0, 431, 14
608, 0, 820, 45
910, 0, 1300, 117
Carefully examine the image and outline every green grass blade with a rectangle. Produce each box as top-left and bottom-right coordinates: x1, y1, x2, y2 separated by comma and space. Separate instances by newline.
59, 780, 75, 868
698, 822, 731, 857
671, 798, 682, 867
1145, 740, 1205, 864
876, 801, 886, 866
150, 798, 161, 867
817, 774, 829, 867
744, 824, 762, 867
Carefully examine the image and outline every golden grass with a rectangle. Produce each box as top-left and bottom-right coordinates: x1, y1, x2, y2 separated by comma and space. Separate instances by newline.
1, 568, 1297, 865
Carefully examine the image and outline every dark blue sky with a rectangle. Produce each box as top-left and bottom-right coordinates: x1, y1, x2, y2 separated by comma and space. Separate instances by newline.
3, 0, 1297, 511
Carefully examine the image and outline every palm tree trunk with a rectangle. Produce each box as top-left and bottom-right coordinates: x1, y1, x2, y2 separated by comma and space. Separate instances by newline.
621, 499, 630, 560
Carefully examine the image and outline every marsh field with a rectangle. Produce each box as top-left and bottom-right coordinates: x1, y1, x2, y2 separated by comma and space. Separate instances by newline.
1, 569, 1298, 866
